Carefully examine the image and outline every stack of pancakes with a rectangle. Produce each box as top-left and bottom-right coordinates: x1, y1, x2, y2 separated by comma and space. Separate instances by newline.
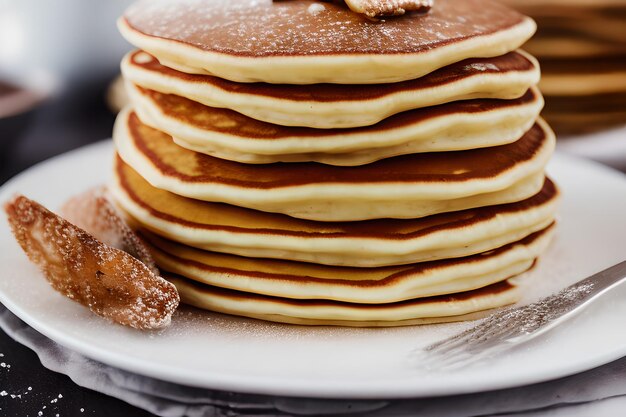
502, 0, 626, 134
111, 0, 558, 326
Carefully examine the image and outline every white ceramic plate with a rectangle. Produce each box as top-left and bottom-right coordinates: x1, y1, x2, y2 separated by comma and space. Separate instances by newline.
557, 124, 626, 172
1, 141, 625, 399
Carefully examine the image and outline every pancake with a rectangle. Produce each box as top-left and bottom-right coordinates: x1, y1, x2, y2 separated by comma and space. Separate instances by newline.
502, 2, 626, 53
541, 73, 626, 97
118, 0, 536, 85
542, 92, 626, 134
525, 37, 626, 59
110, 158, 559, 267
168, 274, 523, 327
144, 225, 554, 303
501, 1, 626, 9
538, 56, 626, 96
502, 4, 626, 24
129, 83, 544, 165
545, 92, 626, 113
538, 54, 626, 76
531, 21, 626, 48
543, 111, 626, 135
122, 50, 540, 128
113, 110, 555, 221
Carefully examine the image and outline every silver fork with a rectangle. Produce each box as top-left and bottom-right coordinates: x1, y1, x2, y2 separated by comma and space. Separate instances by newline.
418, 260, 626, 370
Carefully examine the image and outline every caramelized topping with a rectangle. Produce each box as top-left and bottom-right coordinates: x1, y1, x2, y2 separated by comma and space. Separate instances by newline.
5, 195, 179, 329
344, 0, 433, 18
62, 186, 159, 276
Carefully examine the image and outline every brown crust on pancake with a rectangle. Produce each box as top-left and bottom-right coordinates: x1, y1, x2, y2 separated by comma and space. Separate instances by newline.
123, 0, 527, 57
530, 31, 626, 53
543, 91, 626, 133
543, 111, 626, 135
545, 92, 626, 112
124, 111, 548, 188
129, 50, 536, 102
136, 85, 539, 140
504, 2, 626, 17
167, 273, 516, 309
115, 157, 558, 240
145, 225, 552, 289
540, 55, 626, 75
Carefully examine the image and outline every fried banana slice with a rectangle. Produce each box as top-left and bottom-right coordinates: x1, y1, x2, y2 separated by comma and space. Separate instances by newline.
62, 186, 159, 276
5, 195, 179, 329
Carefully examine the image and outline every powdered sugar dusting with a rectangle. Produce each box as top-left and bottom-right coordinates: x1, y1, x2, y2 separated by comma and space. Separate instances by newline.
0, 369, 65, 416
123, 0, 525, 57
417, 277, 602, 370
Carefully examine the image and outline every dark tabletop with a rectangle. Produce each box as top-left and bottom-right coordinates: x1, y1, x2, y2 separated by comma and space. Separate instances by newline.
1, 79, 156, 417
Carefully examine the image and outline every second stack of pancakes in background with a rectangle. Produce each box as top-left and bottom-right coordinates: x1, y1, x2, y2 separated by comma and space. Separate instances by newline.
502, 0, 626, 134
111, 0, 559, 326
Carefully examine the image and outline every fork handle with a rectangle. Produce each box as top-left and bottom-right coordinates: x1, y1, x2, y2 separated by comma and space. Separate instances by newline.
569, 259, 626, 303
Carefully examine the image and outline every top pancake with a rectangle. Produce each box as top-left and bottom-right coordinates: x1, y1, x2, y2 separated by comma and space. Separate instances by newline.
119, 0, 536, 84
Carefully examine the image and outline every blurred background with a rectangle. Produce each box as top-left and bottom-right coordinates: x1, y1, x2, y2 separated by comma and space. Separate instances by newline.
503, 0, 626, 134
504, 0, 626, 171
0, 0, 133, 183
0, 0, 625, 185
